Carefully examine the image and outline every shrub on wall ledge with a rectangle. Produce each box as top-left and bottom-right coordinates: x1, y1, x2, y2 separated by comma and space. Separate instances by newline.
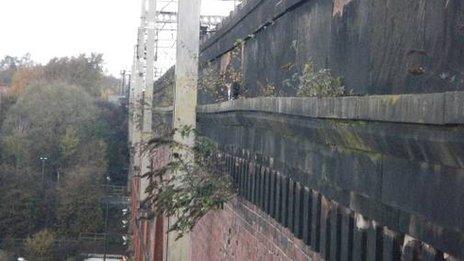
284, 62, 352, 97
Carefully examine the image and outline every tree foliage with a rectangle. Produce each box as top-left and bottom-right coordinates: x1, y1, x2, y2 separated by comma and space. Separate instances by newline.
43, 54, 105, 97
0, 53, 129, 257
1, 83, 103, 173
0, 165, 45, 238
0, 83, 108, 243
142, 126, 234, 239
0, 54, 33, 86
96, 101, 129, 185
9, 66, 44, 96
56, 170, 104, 237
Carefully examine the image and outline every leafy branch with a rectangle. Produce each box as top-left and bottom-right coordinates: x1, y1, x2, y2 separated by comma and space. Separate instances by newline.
140, 126, 235, 239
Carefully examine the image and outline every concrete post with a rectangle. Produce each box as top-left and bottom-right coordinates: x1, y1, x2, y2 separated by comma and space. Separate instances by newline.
167, 0, 201, 260
128, 45, 138, 146
173, 0, 200, 144
132, 0, 148, 180
140, 0, 156, 201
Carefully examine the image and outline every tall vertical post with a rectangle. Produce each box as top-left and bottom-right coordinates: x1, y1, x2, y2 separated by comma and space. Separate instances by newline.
129, 1, 156, 260
120, 70, 126, 96
168, 0, 201, 260
140, 0, 156, 201
128, 45, 138, 147
132, 0, 148, 180
173, 0, 200, 144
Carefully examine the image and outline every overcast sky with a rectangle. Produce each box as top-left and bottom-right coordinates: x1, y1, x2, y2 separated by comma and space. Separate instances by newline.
0, 0, 235, 76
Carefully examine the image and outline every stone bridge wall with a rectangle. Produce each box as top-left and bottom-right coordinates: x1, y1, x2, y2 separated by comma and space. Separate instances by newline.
151, 0, 464, 259
193, 92, 464, 260
155, 0, 464, 104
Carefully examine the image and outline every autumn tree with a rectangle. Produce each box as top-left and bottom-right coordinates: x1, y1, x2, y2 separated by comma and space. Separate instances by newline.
0, 54, 33, 86
43, 53, 105, 97
0, 53, 129, 257
9, 66, 44, 96
1, 83, 104, 173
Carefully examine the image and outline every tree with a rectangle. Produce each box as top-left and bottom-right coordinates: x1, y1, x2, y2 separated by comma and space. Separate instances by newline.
0, 54, 129, 257
43, 54, 105, 97
0, 54, 33, 86
1, 83, 103, 173
95, 101, 129, 185
9, 66, 44, 96
0, 165, 46, 239
0, 83, 108, 241
56, 169, 103, 237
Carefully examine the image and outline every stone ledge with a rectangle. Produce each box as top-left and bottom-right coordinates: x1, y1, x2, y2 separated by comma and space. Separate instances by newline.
153, 106, 173, 113
196, 92, 464, 125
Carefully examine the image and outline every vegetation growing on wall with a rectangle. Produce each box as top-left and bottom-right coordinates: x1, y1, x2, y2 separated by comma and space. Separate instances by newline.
141, 126, 234, 239
258, 80, 278, 97
199, 44, 244, 102
153, 66, 175, 107
284, 62, 351, 97
199, 62, 225, 102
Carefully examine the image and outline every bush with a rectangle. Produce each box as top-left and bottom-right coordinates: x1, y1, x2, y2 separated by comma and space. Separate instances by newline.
24, 229, 56, 261
0, 250, 15, 261
284, 62, 350, 97
298, 63, 347, 97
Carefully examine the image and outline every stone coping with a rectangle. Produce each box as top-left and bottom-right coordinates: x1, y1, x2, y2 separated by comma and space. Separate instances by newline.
195, 92, 464, 125
154, 92, 464, 125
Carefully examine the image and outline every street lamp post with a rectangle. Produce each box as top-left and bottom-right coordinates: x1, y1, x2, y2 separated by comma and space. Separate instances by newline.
103, 176, 111, 261
39, 156, 48, 186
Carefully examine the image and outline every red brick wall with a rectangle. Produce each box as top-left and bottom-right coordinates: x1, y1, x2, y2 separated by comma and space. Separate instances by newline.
191, 198, 321, 261
130, 146, 170, 261
136, 142, 320, 260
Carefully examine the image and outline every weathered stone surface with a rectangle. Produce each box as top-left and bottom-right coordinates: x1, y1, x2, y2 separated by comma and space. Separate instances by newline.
194, 100, 464, 258
302, 187, 312, 245
194, 0, 464, 98
381, 156, 464, 233
197, 92, 462, 125
311, 192, 321, 252
154, 0, 464, 258
340, 209, 354, 261
445, 91, 464, 124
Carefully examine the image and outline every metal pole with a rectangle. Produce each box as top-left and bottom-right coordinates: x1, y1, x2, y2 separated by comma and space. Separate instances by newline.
40, 157, 47, 187
103, 177, 110, 261
120, 70, 126, 96
41, 160, 45, 185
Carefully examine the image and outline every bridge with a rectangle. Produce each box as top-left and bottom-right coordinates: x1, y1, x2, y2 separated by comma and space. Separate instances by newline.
149, 91, 464, 259
128, 0, 464, 260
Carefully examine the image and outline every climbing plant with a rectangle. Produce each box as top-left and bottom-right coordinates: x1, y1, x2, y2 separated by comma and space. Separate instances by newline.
140, 126, 235, 239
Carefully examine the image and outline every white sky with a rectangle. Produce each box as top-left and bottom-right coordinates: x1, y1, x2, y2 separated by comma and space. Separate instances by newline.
0, 0, 236, 76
